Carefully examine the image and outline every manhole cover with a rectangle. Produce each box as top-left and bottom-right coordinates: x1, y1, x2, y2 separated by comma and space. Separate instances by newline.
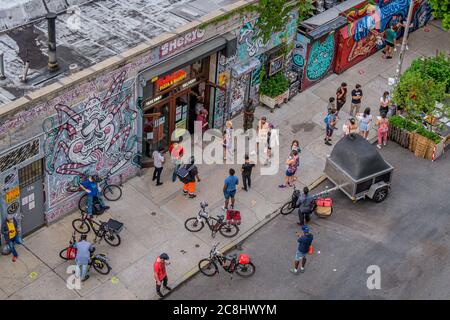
291, 122, 316, 133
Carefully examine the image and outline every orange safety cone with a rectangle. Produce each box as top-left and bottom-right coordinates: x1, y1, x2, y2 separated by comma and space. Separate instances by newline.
308, 245, 313, 255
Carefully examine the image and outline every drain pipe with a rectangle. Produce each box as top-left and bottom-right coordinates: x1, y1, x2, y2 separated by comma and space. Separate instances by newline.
0, 52, 5, 79
46, 12, 59, 72
20, 60, 30, 83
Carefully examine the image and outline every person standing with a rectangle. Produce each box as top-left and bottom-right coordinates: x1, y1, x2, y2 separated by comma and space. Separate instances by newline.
290, 140, 301, 182
327, 97, 336, 114
152, 147, 165, 186
336, 82, 348, 117
379, 91, 391, 117
291, 225, 314, 274
256, 116, 269, 153
357, 107, 373, 140
241, 154, 255, 192
80, 175, 109, 218
223, 168, 239, 210
223, 121, 234, 161
279, 150, 299, 188
181, 156, 200, 199
243, 99, 255, 132
1, 214, 23, 262
169, 140, 184, 183
154, 253, 171, 298
197, 108, 209, 134
74, 234, 93, 281
377, 113, 389, 149
382, 25, 397, 59
350, 84, 363, 117
324, 109, 337, 146
295, 187, 314, 226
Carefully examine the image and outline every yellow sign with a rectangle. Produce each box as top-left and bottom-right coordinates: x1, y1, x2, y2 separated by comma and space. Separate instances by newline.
6, 186, 20, 204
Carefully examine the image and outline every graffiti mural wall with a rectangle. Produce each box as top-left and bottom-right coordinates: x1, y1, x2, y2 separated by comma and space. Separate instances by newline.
43, 71, 140, 222
335, 0, 432, 74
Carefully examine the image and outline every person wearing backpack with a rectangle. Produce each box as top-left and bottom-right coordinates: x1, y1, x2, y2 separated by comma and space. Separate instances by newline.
377, 113, 389, 149
324, 109, 337, 146
178, 156, 200, 198
295, 187, 315, 226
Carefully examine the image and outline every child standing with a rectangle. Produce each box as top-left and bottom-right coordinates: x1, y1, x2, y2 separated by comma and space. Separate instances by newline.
241, 154, 255, 192
377, 113, 389, 149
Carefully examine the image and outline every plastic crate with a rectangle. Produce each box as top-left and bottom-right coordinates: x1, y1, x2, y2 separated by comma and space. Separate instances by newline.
106, 219, 124, 233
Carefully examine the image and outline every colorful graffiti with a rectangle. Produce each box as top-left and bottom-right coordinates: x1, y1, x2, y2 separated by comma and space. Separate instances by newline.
306, 33, 335, 82
43, 71, 140, 210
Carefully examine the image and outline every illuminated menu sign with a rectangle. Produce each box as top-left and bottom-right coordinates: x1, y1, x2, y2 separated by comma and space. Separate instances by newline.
157, 69, 187, 91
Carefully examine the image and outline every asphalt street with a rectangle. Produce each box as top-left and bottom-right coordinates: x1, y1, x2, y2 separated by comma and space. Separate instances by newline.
168, 143, 450, 299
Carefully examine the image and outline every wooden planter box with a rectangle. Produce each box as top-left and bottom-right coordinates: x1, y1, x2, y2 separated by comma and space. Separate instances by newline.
260, 90, 289, 112
390, 126, 441, 161
389, 126, 410, 148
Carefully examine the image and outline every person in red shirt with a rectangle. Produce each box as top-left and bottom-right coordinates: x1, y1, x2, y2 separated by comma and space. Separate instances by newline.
154, 253, 171, 298
169, 139, 184, 182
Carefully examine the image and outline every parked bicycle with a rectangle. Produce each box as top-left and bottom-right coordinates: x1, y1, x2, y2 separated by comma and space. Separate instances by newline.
280, 185, 335, 218
280, 184, 301, 215
66, 174, 122, 214
59, 232, 112, 275
72, 213, 123, 247
184, 201, 239, 238
198, 243, 255, 277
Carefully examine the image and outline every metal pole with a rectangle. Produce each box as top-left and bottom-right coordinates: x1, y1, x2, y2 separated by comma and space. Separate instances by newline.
0, 52, 5, 80
394, 0, 415, 85
46, 12, 59, 71
20, 60, 30, 83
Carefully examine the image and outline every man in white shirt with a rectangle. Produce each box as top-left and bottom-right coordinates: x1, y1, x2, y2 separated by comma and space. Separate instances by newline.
152, 147, 165, 186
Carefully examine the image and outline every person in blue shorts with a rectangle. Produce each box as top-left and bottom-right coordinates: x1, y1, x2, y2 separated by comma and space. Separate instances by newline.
223, 168, 239, 210
291, 225, 314, 274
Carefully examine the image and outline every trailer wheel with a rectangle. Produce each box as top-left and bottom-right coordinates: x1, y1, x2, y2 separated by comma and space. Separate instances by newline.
373, 187, 389, 203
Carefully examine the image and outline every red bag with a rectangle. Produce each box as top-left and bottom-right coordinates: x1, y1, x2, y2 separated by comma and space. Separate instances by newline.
316, 197, 332, 207
238, 253, 250, 265
67, 247, 77, 260
226, 209, 241, 225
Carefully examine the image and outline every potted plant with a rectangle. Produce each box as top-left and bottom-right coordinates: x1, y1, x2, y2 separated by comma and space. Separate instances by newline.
259, 72, 290, 111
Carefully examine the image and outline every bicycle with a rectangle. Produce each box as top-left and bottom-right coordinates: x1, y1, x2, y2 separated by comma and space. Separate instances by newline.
66, 174, 122, 213
280, 184, 301, 215
198, 243, 255, 277
58, 232, 112, 275
72, 213, 123, 247
184, 201, 239, 238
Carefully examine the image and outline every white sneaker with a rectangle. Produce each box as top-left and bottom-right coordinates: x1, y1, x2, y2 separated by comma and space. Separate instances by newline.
377, 144, 382, 149
406, 45, 409, 51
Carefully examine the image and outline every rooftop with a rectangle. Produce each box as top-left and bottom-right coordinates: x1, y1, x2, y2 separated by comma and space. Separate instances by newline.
0, 0, 240, 106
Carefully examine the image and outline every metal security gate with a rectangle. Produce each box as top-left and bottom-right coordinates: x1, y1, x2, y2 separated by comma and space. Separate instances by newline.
18, 159, 45, 236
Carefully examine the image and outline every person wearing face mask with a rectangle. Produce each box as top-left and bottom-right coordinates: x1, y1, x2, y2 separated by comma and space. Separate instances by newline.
154, 253, 172, 298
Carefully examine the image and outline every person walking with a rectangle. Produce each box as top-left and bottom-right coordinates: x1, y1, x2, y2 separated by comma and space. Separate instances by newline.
291, 225, 314, 274
377, 113, 389, 149
181, 156, 200, 199
74, 234, 93, 281
382, 24, 397, 59
152, 147, 165, 186
154, 253, 171, 298
223, 121, 234, 161
169, 140, 184, 183
350, 84, 363, 117
223, 168, 239, 210
336, 82, 348, 117
357, 107, 373, 140
295, 187, 315, 226
243, 99, 255, 132
241, 154, 255, 192
1, 214, 23, 262
279, 149, 299, 188
379, 91, 391, 117
256, 116, 269, 153
324, 108, 337, 146
79, 175, 110, 218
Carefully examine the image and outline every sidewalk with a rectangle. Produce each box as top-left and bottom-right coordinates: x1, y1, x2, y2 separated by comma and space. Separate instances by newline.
0, 20, 447, 300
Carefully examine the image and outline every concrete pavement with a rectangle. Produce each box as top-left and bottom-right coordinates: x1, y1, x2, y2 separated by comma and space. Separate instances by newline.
0, 20, 448, 299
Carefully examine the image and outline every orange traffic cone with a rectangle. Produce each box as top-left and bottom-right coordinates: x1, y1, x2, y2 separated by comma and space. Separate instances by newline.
308, 245, 313, 255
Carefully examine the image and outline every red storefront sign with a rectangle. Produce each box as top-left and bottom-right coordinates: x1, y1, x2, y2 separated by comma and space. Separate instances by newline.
156, 69, 187, 91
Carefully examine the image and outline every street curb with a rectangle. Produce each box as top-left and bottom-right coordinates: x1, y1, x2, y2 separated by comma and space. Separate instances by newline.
159, 174, 327, 299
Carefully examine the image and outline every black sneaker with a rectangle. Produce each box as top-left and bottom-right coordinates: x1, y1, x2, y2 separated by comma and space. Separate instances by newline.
325, 141, 332, 146
183, 191, 188, 196
81, 275, 90, 282
157, 292, 164, 298
164, 286, 172, 291
189, 194, 197, 198
156, 182, 163, 186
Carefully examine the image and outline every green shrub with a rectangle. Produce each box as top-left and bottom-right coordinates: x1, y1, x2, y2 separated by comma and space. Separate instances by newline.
260, 72, 289, 98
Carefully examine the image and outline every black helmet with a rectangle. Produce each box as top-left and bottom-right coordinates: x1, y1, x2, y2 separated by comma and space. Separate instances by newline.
159, 253, 169, 260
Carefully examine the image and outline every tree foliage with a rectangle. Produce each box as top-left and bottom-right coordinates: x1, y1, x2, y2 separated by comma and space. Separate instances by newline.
429, 0, 450, 30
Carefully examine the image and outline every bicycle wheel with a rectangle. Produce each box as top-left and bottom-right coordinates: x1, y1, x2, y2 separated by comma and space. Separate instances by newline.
104, 231, 121, 247
184, 217, 205, 232
280, 202, 295, 215
235, 262, 256, 277
92, 257, 111, 275
103, 184, 122, 201
59, 248, 69, 260
72, 218, 91, 234
219, 223, 239, 238
78, 194, 88, 213
198, 259, 218, 277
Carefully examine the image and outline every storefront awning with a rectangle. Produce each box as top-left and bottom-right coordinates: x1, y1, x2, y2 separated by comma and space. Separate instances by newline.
140, 35, 228, 81
231, 58, 261, 78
